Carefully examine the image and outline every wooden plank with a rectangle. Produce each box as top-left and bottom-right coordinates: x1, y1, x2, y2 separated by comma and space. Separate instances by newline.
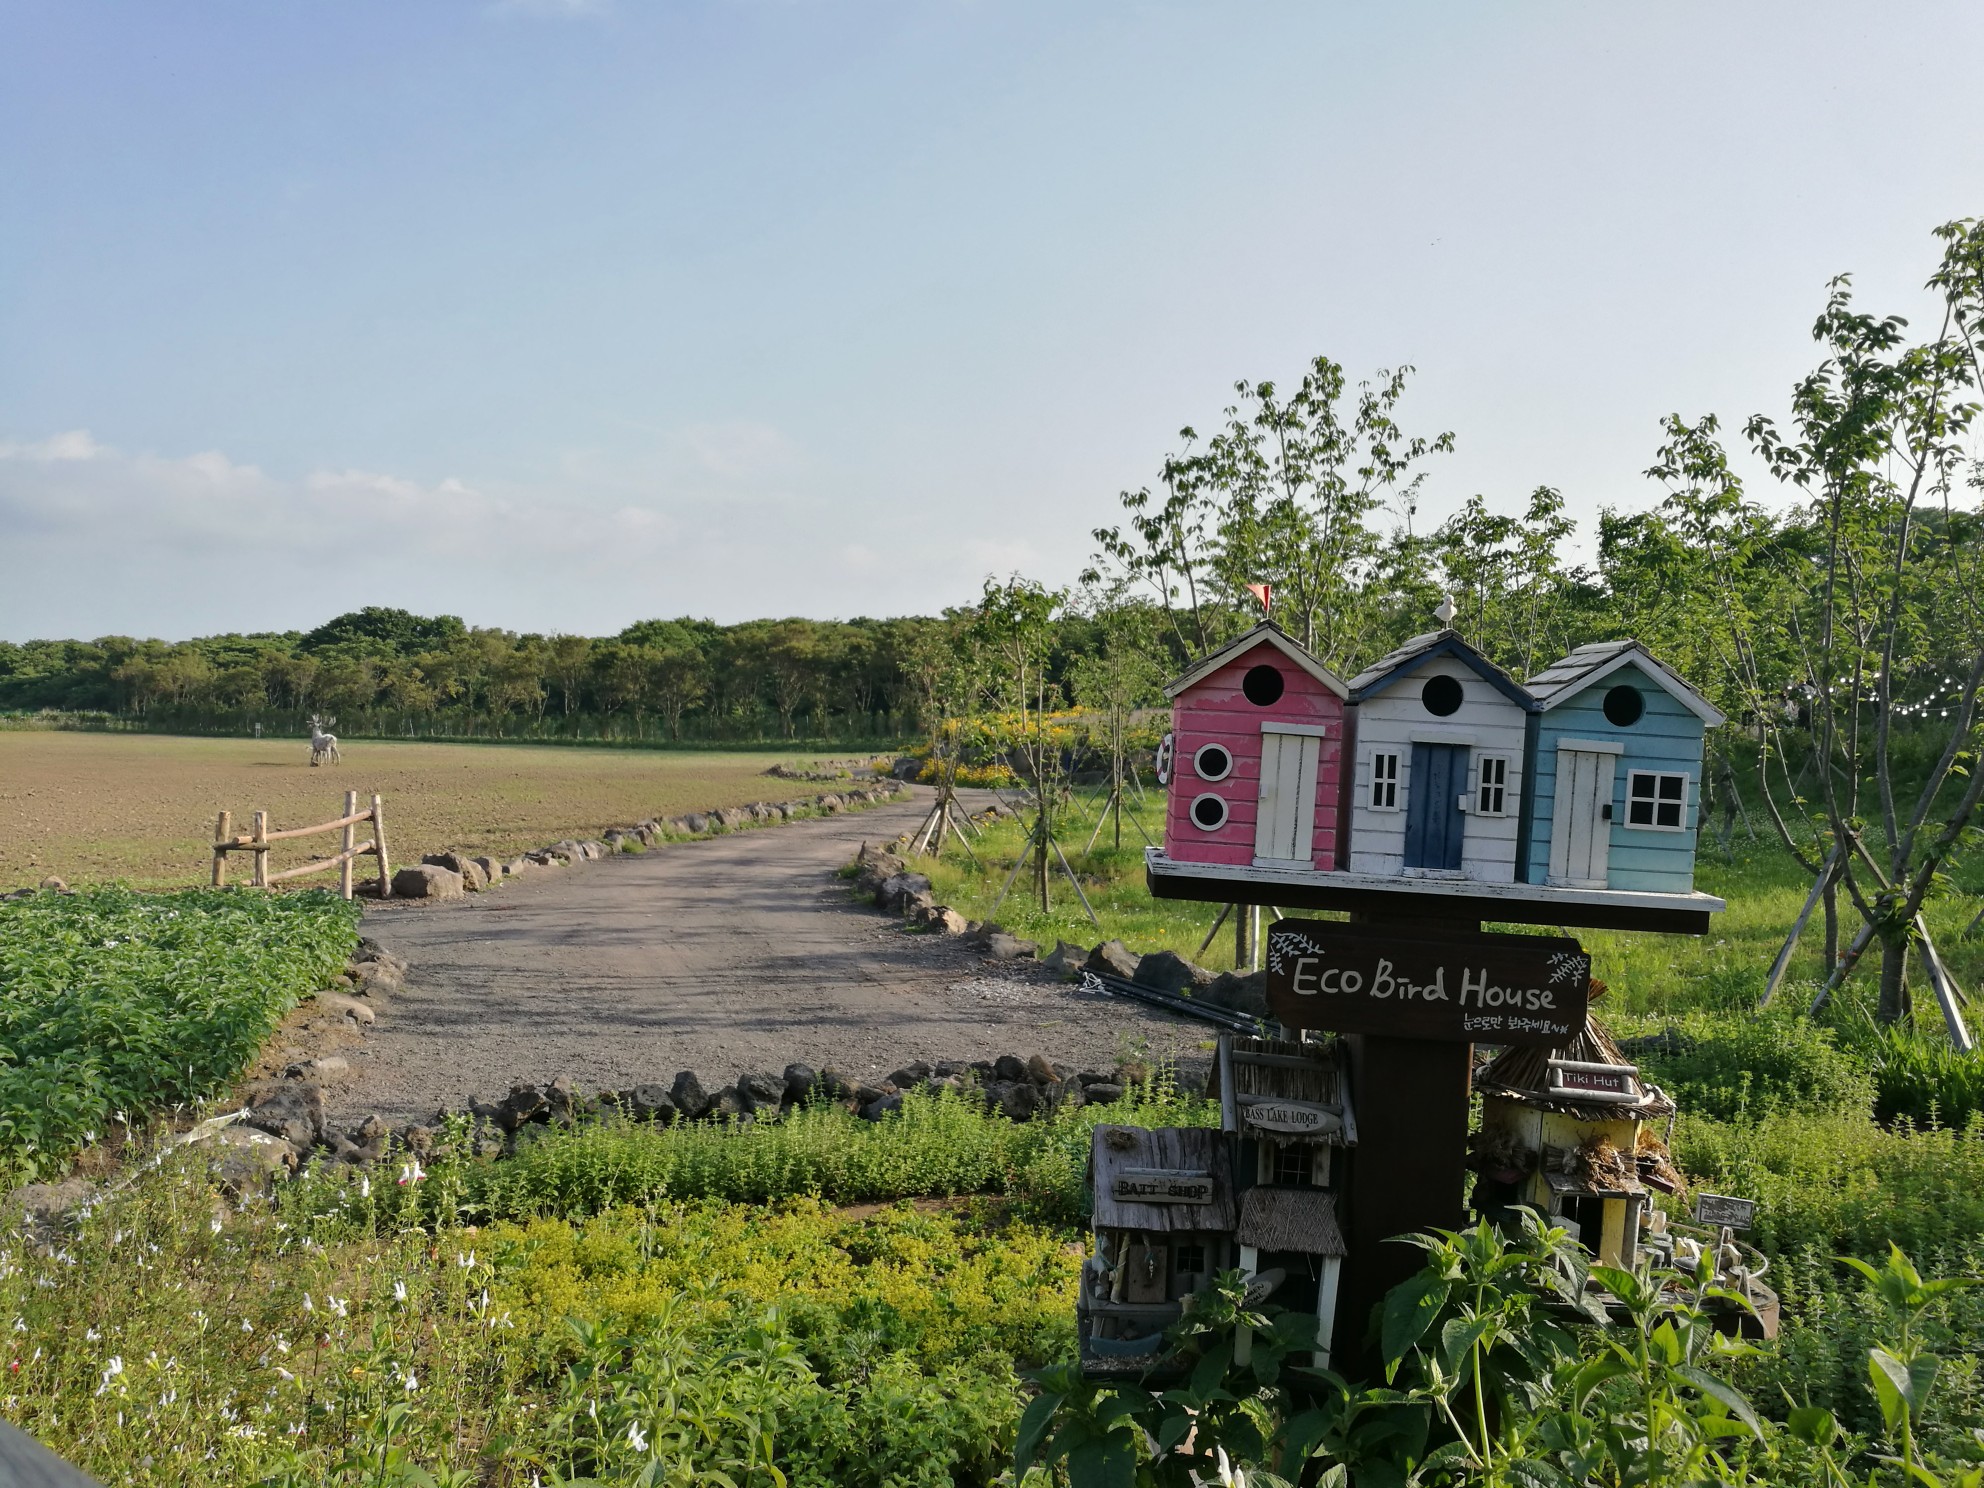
251, 810, 269, 889
1266, 919, 1590, 1045
212, 809, 231, 888
264, 841, 378, 884
1292, 733, 1321, 861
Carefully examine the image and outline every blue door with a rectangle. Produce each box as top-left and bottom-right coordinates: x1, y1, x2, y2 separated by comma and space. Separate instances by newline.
1405, 742, 1464, 871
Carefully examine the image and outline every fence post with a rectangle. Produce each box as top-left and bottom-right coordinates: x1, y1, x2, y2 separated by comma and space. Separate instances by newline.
372, 794, 392, 897
340, 790, 358, 900
252, 810, 269, 889
212, 810, 232, 888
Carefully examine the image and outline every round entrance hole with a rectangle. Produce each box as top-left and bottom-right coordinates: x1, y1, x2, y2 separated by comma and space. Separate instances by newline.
1603, 684, 1645, 727
1193, 743, 1233, 781
1190, 794, 1229, 831
1421, 675, 1463, 717
1242, 664, 1285, 706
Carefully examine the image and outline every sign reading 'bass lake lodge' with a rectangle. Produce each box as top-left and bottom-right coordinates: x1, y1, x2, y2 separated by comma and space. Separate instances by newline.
1265, 920, 1590, 1047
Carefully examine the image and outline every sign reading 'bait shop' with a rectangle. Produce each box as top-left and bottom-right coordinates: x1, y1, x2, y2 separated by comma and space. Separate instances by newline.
1265, 920, 1590, 1047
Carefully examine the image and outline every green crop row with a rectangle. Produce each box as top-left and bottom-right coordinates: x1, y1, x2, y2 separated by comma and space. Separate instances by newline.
0, 886, 360, 1181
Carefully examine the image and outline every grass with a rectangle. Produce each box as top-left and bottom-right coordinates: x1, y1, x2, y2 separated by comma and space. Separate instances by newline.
2, 1084, 1215, 1487
0, 731, 876, 890
0, 886, 360, 1182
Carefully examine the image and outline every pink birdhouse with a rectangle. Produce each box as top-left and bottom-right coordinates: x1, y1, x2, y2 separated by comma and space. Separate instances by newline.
1161, 623, 1350, 872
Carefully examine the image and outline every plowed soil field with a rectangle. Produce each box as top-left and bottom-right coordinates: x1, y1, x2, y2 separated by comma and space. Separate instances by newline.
0, 730, 850, 890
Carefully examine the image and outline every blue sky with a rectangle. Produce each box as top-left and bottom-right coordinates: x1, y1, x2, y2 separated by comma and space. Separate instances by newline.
3, 1, 1981, 640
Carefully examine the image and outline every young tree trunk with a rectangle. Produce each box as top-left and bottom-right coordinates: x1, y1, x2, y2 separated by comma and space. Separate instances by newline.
1877, 928, 1912, 1026
1823, 880, 1839, 976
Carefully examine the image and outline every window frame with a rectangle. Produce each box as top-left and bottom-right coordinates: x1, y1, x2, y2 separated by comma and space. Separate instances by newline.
1271, 1142, 1313, 1187
1189, 793, 1230, 833
1193, 741, 1234, 782
1624, 770, 1689, 831
1369, 750, 1401, 811
1475, 753, 1511, 817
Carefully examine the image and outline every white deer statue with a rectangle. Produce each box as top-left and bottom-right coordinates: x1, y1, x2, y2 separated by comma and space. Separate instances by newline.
308, 715, 341, 767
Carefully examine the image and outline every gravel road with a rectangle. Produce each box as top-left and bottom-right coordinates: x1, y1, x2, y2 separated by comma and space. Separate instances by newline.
332, 788, 1214, 1122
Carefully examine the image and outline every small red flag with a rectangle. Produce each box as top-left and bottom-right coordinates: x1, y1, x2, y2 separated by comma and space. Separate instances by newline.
1246, 583, 1272, 613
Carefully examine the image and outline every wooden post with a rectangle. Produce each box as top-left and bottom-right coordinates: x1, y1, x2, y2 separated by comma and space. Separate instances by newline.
212, 810, 232, 888
1336, 912, 1478, 1371
1759, 847, 1839, 1007
251, 810, 269, 889
339, 790, 358, 900
372, 794, 392, 896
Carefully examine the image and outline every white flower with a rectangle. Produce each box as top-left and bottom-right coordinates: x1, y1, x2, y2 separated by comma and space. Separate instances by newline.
628, 1421, 648, 1453
403, 1371, 418, 1394
455, 1251, 476, 1270
393, 1281, 408, 1304
358, 1176, 371, 1199
240, 1319, 253, 1333
210, 1217, 223, 1235
85, 1328, 99, 1342
302, 1295, 314, 1313
96, 1356, 124, 1395
327, 1297, 349, 1318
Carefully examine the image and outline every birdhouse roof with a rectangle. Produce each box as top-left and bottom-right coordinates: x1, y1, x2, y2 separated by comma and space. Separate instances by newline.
1236, 1186, 1346, 1256
1346, 629, 1538, 710
1088, 1125, 1236, 1232
1526, 639, 1726, 726
1164, 621, 1350, 701
1474, 1014, 1676, 1120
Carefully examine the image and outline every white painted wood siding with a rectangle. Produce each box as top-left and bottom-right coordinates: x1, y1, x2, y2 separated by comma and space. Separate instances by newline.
1346, 656, 1527, 881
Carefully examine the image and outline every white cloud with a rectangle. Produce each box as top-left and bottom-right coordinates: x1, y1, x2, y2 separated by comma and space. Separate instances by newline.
0, 429, 111, 462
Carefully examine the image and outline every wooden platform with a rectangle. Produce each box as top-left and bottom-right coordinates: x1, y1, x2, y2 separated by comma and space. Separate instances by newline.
1145, 848, 1724, 935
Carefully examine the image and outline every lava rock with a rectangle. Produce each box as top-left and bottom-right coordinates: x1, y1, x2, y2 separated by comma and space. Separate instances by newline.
392, 864, 464, 900
1085, 940, 1142, 981
245, 1083, 326, 1148
671, 1071, 710, 1120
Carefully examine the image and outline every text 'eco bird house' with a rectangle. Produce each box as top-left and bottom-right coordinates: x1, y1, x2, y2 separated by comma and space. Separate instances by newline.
1522, 640, 1725, 893
1161, 622, 1349, 873
1344, 629, 1537, 882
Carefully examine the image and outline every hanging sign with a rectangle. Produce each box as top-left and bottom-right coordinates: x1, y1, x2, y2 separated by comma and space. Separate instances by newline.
1111, 1168, 1214, 1204
1238, 1098, 1342, 1136
1265, 920, 1589, 1047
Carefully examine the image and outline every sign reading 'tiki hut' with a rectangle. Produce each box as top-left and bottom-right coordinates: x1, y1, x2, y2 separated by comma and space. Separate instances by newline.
1265, 920, 1590, 1047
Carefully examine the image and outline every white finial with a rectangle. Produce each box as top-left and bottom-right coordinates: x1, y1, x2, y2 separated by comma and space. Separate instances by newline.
1435, 596, 1456, 628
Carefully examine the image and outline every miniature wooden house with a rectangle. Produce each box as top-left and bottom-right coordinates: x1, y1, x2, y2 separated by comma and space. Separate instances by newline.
1080, 1125, 1238, 1376
1469, 1013, 1679, 1268
1344, 630, 1538, 882
1161, 623, 1350, 873
1213, 1035, 1355, 1365
1521, 641, 1725, 892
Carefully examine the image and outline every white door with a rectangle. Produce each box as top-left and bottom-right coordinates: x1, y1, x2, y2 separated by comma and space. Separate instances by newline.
1255, 728, 1322, 864
1548, 747, 1615, 888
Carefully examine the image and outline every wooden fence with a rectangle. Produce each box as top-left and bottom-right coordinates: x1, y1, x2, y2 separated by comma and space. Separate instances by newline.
212, 790, 392, 899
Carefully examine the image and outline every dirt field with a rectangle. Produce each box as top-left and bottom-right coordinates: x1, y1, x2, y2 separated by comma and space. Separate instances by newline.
0, 730, 856, 890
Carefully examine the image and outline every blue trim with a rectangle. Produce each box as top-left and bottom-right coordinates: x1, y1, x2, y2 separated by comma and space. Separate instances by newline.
1347, 635, 1539, 711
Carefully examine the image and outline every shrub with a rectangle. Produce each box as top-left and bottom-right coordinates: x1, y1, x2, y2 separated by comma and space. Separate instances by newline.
1635, 1010, 1876, 1120
1, 1154, 1066, 1488
0, 886, 359, 1180
1672, 1107, 1984, 1257
288, 1080, 1219, 1235
1860, 1024, 1984, 1131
